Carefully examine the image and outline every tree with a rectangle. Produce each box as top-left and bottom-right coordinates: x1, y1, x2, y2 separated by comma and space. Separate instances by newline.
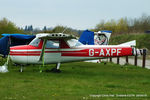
116, 18, 128, 34
43, 26, 47, 32
0, 18, 22, 36
95, 20, 105, 31
24, 25, 28, 31
52, 25, 66, 33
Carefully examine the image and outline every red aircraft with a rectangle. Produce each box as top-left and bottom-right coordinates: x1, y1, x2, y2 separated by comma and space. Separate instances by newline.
9, 33, 142, 72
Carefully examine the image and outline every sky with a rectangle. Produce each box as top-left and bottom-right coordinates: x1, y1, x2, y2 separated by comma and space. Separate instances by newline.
0, 0, 150, 30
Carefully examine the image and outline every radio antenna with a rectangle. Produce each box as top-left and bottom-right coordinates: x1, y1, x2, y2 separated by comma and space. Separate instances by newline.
62, 27, 67, 33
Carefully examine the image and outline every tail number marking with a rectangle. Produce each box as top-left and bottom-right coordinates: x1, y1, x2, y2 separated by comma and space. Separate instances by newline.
89, 48, 122, 57
89, 49, 94, 56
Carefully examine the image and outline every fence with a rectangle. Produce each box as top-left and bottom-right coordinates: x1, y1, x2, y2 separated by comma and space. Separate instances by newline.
109, 49, 147, 68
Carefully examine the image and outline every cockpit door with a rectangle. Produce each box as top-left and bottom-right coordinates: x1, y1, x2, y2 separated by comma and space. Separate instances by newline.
44, 40, 61, 63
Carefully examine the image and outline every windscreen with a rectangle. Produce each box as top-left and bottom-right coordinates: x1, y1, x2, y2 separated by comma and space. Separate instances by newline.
29, 38, 41, 47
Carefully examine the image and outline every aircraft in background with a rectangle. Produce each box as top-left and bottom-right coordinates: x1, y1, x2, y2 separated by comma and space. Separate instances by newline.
0, 34, 35, 57
9, 33, 143, 72
79, 30, 112, 45
94, 30, 112, 45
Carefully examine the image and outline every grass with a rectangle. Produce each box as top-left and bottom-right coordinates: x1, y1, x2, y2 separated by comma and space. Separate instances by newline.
0, 60, 150, 100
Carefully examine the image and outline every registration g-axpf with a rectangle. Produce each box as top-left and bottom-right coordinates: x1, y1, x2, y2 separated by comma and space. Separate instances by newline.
89, 48, 122, 57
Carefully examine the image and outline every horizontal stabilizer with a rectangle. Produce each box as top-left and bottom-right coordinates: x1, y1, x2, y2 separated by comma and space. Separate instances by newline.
119, 40, 136, 47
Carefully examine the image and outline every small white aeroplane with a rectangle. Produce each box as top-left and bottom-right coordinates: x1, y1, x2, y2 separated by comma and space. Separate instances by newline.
9, 33, 142, 72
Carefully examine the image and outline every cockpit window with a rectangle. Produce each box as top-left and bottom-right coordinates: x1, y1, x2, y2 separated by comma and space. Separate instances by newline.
67, 39, 83, 47
29, 38, 40, 47
46, 40, 59, 48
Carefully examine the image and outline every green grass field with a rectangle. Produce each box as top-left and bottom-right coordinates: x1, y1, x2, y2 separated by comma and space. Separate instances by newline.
0, 61, 150, 100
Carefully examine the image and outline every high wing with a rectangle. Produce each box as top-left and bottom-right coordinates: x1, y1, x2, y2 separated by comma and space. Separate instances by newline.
37, 33, 75, 40
38, 33, 75, 62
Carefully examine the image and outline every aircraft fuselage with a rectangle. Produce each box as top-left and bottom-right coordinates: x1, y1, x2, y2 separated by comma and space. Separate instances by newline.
10, 38, 133, 64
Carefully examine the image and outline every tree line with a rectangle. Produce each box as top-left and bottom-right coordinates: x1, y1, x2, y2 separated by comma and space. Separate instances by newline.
94, 14, 150, 35
0, 14, 150, 37
0, 18, 80, 37
0, 18, 22, 38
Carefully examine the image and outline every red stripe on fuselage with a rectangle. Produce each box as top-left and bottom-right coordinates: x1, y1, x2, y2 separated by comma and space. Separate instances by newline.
10, 50, 85, 56
10, 47, 133, 57
62, 47, 133, 57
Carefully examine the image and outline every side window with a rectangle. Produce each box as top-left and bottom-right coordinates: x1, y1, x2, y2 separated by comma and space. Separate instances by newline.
46, 40, 60, 48
67, 39, 83, 47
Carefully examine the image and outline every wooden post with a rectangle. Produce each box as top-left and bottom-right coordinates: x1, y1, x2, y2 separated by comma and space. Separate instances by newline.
142, 49, 146, 68
126, 56, 128, 64
134, 54, 137, 66
117, 57, 120, 64
110, 57, 112, 62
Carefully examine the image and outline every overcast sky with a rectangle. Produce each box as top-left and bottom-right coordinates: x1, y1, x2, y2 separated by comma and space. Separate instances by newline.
0, 0, 150, 30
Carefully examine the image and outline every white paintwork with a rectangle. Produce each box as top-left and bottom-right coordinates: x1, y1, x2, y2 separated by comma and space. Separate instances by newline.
36, 33, 70, 38
60, 56, 100, 63
44, 52, 61, 63
11, 56, 28, 64
78, 45, 131, 48
10, 54, 100, 64
119, 40, 136, 47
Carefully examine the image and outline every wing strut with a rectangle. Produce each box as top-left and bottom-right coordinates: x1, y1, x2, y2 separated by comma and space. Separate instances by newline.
39, 39, 47, 72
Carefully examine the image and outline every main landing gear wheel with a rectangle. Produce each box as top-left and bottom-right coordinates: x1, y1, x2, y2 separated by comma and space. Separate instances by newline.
50, 62, 61, 73
50, 68, 61, 73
